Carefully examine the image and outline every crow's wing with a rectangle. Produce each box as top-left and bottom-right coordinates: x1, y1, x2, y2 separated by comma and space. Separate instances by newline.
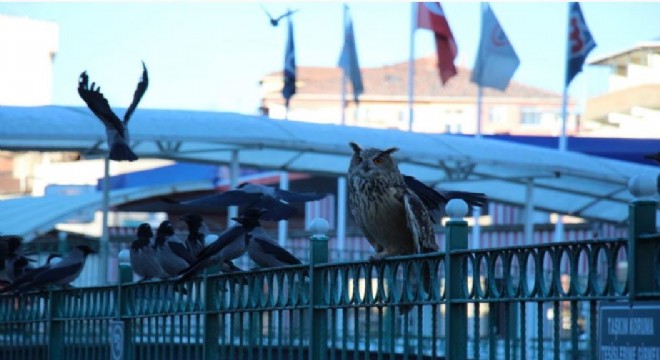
249, 197, 297, 221
194, 226, 246, 262
78, 72, 124, 134
123, 62, 149, 123
181, 191, 264, 208
22, 263, 82, 290
237, 183, 276, 196
259, 4, 276, 21
167, 241, 195, 265
274, 9, 299, 22
274, 188, 328, 203
0, 264, 49, 293
252, 235, 301, 266
222, 260, 243, 272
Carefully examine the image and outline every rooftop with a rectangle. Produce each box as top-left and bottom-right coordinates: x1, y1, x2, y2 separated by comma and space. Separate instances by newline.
264, 56, 561, 100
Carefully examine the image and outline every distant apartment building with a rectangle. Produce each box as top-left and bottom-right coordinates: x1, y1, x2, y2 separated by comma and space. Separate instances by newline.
259, 56, 579, 136
0, 14, 58, 106
0, 14, 60, 195
584, 41, 660, 138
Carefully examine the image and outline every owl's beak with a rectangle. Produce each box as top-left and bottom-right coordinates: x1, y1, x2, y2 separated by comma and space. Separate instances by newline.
361, 162, 373, 173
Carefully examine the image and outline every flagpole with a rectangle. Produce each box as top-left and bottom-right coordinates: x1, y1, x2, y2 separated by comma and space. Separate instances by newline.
476, 86, 483, 138
341, 4, 347, 126
559, 87, 568, 151
475, 3, 485, 139
559, 3, 570, 152
407, 2, 416, 132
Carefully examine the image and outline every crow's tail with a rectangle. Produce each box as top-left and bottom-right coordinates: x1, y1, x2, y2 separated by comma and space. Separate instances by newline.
109, 143, 138, 162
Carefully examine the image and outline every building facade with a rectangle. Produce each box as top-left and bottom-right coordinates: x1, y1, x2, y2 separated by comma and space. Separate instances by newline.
0, 14, 58, 106
260, 56, 578, 136
584, 41, 660, 138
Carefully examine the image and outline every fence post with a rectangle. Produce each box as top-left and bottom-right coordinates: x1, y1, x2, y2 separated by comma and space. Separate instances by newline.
48, 290, 63, 360
117, 249, 134, 360
203, 270, 220, 360
445, 199, 468, 360
309, 218, 329, 360
627, 175, 659, 299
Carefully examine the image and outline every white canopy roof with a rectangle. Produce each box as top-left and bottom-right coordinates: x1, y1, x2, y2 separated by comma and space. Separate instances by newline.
0, 181, 213, 240
1, 105, 658, 224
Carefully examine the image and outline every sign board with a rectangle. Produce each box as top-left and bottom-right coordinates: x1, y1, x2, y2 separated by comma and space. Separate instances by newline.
110, 320, 124, 360
599, 301, 660, 360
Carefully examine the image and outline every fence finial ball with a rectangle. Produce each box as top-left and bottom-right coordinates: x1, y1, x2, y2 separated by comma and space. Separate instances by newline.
628, 174, 658, 198
309, 217, 330, 236
118, 249, 131, 265
446, 199, 468, 220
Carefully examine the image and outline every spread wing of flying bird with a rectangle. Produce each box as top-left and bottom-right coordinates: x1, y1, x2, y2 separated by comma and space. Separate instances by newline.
77, 62, 148, 161
260, 5, 298, 26
162, 182, 327, 221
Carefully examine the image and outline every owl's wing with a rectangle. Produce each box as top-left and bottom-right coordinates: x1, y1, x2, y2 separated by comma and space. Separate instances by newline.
403, 189, 437, 254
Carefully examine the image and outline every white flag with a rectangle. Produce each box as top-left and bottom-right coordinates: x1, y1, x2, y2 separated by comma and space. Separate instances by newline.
471, 3, 520, 91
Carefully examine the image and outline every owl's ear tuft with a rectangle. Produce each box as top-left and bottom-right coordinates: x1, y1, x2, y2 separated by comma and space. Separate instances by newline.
381, 147, 399, 156
349, 142, 362, 154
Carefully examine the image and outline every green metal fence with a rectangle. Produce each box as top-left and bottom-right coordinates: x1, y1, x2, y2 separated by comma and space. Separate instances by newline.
1, 199, 658, 360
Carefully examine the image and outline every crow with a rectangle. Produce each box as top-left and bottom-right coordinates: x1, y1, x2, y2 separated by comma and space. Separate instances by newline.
178, 214, 209, 258
153, 221, 195, 278
242, 220, 302, 269
130, 223, 168, 281
177, 209, 266, 281
260, 5, 298, 27
163, 182, 328, 221
1, 245, 95, 293
77, 62, 148, 161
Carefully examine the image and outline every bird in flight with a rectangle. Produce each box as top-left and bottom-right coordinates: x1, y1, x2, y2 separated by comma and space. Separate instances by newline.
260, 5, 298, 27
162, 182, 328, 221
78, 62, 149, 161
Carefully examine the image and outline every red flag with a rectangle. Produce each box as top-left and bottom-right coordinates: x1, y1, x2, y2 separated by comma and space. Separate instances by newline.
416, 2, 458, 84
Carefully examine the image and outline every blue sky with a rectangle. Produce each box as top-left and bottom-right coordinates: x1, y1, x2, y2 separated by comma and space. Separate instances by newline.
1, 2, 658, 114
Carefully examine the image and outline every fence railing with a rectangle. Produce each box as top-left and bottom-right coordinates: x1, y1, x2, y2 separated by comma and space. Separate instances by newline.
1, 198, 658, 360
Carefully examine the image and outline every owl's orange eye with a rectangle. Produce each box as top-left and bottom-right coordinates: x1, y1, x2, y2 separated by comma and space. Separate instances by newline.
373, 157, 383, 165
355, 156, 363, 163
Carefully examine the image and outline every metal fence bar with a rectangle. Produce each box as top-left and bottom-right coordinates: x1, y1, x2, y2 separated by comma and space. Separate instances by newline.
629, 200, 658, 298
445, 200, 468, 360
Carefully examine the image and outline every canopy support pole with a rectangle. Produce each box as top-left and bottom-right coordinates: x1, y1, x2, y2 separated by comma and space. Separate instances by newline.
100, 155, 110, 285
228, 150, 239, 227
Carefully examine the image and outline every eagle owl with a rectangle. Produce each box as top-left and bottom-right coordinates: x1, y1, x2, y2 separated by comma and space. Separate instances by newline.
347, 142, 437, 260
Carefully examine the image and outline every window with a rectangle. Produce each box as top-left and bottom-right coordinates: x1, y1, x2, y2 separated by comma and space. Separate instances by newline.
520, 108, 542, 125
489, 106, 507, 124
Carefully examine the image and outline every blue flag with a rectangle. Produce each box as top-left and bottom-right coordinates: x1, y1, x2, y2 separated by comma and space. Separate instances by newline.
338, 6, 364, 104
283, 16, 296, 108
471, 3, 520, 91
566, 2, 596, 86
